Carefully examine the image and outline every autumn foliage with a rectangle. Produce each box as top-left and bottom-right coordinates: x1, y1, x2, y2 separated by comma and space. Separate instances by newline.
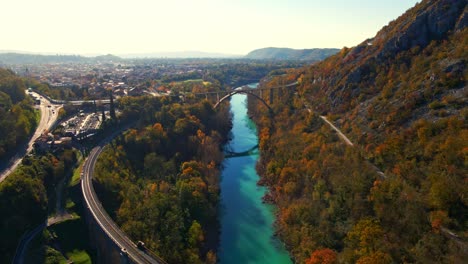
306, 248, 337, 264
248, 3, 467, 262
94, 97, 231, 263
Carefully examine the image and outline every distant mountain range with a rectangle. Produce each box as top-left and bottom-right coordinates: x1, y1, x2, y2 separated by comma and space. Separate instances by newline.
0, 47, 340, 64
0, 51, 240, 64
0, 52, 122, 65
119, 51, 241, 59
244, 47, 340, 61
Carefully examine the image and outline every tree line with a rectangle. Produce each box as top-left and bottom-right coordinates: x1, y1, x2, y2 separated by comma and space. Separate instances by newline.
0, 149, 78, 263
94, 96, 231, 263
0, 68, 38, 162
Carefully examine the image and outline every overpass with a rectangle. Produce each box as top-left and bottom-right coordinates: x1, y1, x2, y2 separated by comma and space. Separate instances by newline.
31, 89, 111, 106
82, 127, 166, 264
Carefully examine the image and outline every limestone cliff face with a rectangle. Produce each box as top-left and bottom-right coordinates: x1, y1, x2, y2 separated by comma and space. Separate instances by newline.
296, 0, 466, 136
343, 0, 467, 85
375, 0, 466, 59
302, 0, 466, 113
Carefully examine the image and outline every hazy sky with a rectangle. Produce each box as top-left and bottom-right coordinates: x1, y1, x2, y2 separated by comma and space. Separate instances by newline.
2, 0, 420, 55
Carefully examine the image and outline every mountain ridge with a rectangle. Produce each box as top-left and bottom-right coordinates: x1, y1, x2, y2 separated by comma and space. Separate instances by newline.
0, 52, 123, 65
249, 0, 467, 262
245, 47, 339, 61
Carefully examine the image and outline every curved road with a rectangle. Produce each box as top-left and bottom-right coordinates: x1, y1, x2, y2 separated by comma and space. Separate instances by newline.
82, 129, 166, 264
0, 91, 61, 183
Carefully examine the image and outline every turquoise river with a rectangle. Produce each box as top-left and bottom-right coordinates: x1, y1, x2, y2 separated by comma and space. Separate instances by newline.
218, 84, 292, 264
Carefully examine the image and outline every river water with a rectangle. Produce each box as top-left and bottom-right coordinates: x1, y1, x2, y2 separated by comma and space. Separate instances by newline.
218, 84, 292, 264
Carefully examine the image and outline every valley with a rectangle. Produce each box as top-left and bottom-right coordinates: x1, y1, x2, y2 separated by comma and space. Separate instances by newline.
0, 0, 466, 263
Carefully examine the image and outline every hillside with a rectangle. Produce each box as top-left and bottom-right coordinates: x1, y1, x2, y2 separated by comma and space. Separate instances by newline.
120, 50, 239, 58
0, 69, 37, 162
249, 0, 467, 263
0, 53, 122, 65
245, 47, 339, 61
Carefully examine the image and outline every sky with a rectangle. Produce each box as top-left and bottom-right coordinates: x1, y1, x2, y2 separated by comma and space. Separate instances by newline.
1, 0, 420, 56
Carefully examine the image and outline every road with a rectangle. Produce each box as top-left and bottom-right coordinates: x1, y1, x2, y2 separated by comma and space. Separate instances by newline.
319, 115, 354, 146
81, 128, 166, 264
12, 213, 76, 264
12, 222, 47, 264
319, 115, 387, 178
0, 91, 61, 183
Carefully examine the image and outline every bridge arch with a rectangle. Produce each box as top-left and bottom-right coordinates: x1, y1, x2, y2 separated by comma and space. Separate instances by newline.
213, 90, 273, 113
224, 144, 259, 158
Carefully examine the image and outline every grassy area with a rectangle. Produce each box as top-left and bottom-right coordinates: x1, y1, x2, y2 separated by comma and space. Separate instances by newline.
69, 160, 84, 187
47, 218, 93, 264
35, 108, 41, 126
25, 230, 68, 264
67, 249, 91, 264
65, 199, 76, 212
181, 79, 203, 83
177, 79, 211, 85
25, 218, 93, 264
66, 172, 86, 217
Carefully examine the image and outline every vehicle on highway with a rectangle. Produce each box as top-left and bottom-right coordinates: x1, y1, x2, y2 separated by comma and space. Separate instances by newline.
121, 247, 128, 256
137, 241, 146, 250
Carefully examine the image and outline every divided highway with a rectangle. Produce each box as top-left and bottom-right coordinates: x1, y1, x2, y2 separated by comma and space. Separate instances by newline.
81, 130, 166, 264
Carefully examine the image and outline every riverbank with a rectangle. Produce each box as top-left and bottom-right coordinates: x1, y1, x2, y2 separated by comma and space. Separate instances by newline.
218, 86, 291, 264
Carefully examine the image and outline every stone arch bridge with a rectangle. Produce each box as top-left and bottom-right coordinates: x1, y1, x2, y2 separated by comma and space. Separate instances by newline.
186, 81, 299, 111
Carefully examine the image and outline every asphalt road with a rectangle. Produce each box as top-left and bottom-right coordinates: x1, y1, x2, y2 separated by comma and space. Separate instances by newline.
81, 130, 166, 264
0, 91, 61, 183
11, 222, 47, 264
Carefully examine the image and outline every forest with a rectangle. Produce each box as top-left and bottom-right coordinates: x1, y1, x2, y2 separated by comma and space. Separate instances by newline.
94, 96, 231, 263
0, 68, 38, 162
247, 2, 467, 262
0, 149, 78, 263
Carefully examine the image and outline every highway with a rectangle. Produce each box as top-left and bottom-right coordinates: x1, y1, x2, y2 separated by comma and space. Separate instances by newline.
81, 129, 166, 264
0, 91, 61, 183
